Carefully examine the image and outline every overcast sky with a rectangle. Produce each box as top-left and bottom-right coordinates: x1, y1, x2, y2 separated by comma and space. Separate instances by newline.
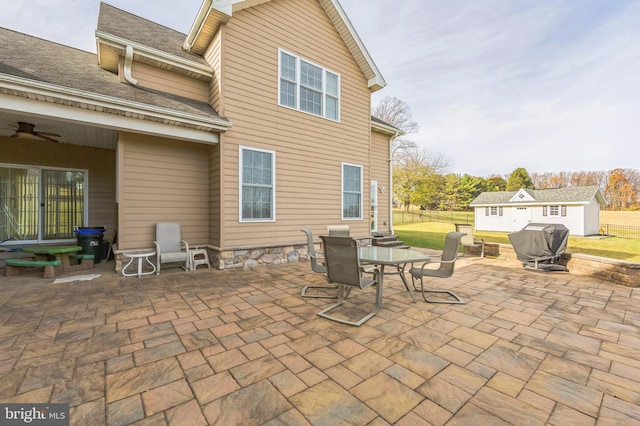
1, 0, 638, 177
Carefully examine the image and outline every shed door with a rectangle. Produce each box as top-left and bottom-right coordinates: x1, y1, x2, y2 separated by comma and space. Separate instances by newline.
512, 206, 531, 231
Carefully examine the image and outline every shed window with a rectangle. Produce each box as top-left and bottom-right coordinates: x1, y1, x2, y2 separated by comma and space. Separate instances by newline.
486, 206, 502, 216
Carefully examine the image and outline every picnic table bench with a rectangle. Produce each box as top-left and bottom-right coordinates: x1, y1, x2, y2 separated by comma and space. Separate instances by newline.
6, 245, 95, 277
5, 259, 62, 279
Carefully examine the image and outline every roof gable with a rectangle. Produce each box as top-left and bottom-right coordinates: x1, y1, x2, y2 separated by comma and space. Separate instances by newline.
509, 188, 535, 202
184, 0, 386, 91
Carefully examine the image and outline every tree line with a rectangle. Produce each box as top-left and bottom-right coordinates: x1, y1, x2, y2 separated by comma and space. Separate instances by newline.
373, 96, 639, 211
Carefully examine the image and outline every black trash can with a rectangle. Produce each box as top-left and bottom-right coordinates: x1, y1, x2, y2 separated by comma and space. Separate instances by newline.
75, 227, 106, 264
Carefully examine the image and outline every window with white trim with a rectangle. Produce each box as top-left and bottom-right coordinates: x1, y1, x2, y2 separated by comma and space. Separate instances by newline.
486, 206, 503, 216
342, 163, 362, 219
279, 49, 340, 121
240, 147, 275, 222
543, 205, 566, 217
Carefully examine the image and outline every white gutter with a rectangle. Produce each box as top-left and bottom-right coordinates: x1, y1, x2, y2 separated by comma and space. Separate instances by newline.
183, 0, 214, 51
123, 45, 137, 86
96, 31, 213, 78
0, 73, 232, 131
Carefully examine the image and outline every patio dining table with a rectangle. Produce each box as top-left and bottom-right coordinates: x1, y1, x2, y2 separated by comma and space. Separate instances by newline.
359, 246, 431, 303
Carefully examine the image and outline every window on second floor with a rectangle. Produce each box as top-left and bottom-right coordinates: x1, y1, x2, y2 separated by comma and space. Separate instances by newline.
279, 49, 340, 121
240, 146, 275, 222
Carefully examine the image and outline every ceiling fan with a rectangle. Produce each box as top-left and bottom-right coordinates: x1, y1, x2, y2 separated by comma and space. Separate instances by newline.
11, 122, 61, 143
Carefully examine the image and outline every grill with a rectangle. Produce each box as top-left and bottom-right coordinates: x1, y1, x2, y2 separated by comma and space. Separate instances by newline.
508, 223, 569, 272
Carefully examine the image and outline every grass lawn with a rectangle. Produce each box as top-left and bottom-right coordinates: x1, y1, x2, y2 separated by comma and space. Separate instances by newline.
394, 221, 640, 263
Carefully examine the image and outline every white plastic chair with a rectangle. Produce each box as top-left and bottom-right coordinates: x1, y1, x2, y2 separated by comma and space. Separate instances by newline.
153, 223, 190, 274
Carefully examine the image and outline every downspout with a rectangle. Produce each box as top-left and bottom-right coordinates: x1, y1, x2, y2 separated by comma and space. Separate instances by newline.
389, 131, 399, 235
124, 45, 137, 86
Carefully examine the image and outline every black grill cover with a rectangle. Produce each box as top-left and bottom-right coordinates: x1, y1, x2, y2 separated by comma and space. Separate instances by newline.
508, 223, 569, 264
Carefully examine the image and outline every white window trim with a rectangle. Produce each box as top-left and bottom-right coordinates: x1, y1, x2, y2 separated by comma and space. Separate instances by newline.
549, 205, 560, 216
239, 146, 276, 223
278, 48, 340, 122
341, 162, 363, 220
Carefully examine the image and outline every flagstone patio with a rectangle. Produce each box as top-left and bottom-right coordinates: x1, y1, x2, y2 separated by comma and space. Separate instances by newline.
0, 253, 639, 425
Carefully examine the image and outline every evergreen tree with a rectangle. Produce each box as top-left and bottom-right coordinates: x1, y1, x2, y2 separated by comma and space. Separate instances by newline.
506, 167, 535, 190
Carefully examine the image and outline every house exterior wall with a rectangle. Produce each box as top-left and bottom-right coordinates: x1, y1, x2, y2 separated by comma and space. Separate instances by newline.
0, 137, 117, 241
116, 132, 210, 250
370, 129, 391, 234
211, 0, 374, 251
128, 61, 210, 103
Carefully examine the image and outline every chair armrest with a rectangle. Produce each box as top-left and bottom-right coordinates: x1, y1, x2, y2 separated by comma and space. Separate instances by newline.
416, 258, 456, 273
181, 240, 190, 252
153, 241, 161, 256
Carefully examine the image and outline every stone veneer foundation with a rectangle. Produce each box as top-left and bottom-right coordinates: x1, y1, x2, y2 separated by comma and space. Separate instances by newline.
114, 238, 373, 273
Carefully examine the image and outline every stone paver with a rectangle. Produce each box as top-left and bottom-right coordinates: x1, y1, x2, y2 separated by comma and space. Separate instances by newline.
0, 254, 639, 425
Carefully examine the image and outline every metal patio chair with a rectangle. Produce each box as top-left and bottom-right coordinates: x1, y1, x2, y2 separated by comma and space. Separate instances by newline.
300, 228, 338, 299
317, 236, 381, 326
153, 223, 190, 274
408, 231, 466, 304
327, 225, 350, 237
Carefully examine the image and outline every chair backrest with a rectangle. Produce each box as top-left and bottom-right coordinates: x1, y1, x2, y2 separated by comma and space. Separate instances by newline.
156, 223, 182, 252
455, 224, 475, 246
327, 225, 350, 237
438, 232, 466, 276
301, 228, 326, 273
320, 236, 362, 288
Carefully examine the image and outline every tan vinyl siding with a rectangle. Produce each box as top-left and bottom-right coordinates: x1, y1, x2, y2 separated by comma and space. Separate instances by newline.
117, 133, 209, 249
215, 0, 372, 248
205, 29, 224, 114
130, 61, 209, 102
370, 130, 391, 234
0, 137, 116, 239
208, 142, 222, 247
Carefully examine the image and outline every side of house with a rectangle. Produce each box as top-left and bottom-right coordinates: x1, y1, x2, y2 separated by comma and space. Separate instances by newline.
0, 0, 397, 271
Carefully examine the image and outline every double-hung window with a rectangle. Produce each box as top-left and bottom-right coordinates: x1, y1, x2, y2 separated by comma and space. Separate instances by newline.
279, 49, 340, 121
240, 147, 275, 222
342, 163, 362, 219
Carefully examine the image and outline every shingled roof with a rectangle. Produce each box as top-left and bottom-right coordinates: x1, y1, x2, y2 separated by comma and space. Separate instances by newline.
0, 27, 228, 130
96, 3, 209, 67
470, 186, 606, 206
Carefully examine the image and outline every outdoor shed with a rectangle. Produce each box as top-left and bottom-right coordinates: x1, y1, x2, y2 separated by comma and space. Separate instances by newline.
469, 186, 606, 236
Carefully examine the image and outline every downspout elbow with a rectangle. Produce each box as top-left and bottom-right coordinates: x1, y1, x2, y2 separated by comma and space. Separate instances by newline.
124, 45, 137, 86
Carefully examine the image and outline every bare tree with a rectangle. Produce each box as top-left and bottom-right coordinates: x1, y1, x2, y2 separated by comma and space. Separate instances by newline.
372, 96, 419, 157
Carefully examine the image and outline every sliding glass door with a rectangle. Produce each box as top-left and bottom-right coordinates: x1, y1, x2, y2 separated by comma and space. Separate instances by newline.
0, 165, 86, 243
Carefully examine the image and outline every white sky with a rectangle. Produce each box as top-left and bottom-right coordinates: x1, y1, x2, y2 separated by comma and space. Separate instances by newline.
1, 0, 638, 177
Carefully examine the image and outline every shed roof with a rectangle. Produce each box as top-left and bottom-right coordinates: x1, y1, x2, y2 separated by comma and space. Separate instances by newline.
470, 186, 606, 206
